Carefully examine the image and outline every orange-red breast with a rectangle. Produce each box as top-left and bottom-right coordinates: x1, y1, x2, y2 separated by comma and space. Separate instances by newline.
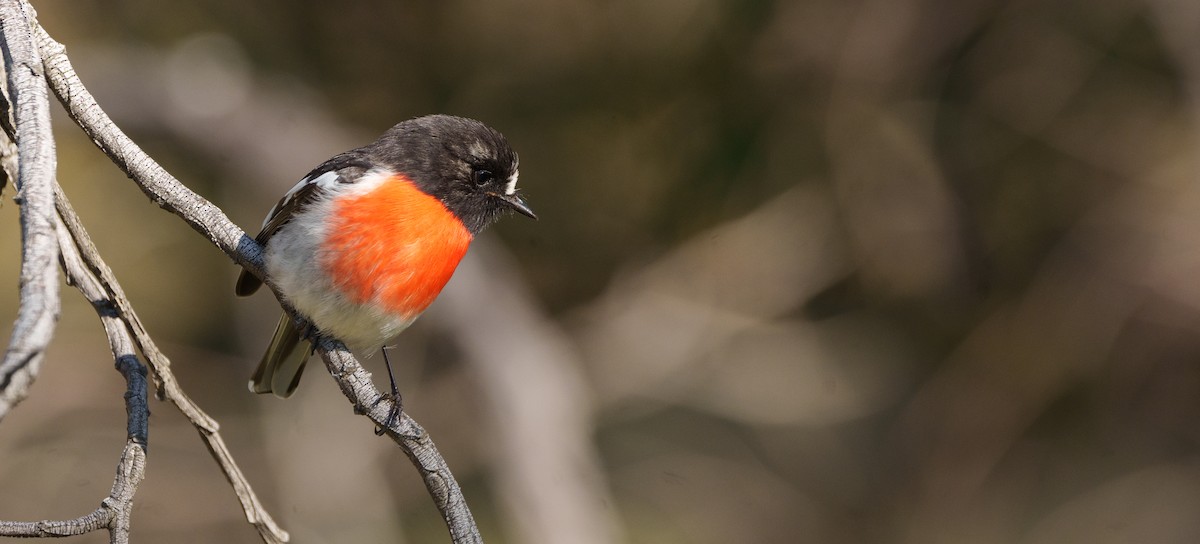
236, 115, 534, 398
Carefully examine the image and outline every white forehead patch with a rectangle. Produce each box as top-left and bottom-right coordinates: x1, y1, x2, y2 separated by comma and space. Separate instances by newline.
505, 170, 519, 195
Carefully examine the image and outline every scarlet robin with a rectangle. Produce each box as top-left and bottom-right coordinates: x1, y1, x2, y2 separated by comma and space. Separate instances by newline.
236, 114, 534, 399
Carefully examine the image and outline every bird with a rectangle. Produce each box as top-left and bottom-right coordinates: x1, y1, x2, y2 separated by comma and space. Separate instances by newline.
236, 114, 535, 401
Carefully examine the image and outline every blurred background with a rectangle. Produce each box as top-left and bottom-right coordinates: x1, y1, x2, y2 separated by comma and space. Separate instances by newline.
3, 0, 1200, 542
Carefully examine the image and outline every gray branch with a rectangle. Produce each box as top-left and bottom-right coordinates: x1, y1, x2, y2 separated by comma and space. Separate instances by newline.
319, 341, 483, 544
34, 23, 263, 278
0, 442, 145, 542
0, 0, 61, 422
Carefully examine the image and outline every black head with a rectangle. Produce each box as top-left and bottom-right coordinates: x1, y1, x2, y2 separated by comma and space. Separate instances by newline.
365, 114, 535, 234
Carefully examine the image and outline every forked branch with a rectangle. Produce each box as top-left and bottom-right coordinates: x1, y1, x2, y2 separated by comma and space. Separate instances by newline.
53, 185, 290, 543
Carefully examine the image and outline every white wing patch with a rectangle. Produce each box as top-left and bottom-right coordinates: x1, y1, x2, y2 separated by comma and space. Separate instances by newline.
505, 170, 519, 196
263, 170, 342, 228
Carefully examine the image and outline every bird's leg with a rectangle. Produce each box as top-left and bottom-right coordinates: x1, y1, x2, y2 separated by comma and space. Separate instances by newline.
374, 345, 403, 436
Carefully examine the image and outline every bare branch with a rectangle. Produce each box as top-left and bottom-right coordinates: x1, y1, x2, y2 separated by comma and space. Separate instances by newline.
0, 0, 61, 422
433, 240, 621, 544
54, 205, 150, 449
53, 184, 290, 544
318, 342, 483, 544
33, 22, 264, 279
55, 211, 149, 542
0, 443, 143, 541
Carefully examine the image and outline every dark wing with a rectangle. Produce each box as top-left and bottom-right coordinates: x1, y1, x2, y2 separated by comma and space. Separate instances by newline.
235, 152, 373, 296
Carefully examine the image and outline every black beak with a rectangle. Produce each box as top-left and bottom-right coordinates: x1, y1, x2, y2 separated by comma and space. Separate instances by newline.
495, 192, 537, 220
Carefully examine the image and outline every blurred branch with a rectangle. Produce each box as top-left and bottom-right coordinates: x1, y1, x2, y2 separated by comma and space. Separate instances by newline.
0, 0, 61, 422
1148, 0, 1200, 149
24, 8, 483, 543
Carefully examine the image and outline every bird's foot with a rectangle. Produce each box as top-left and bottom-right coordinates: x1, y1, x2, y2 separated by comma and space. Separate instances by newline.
373, 391, 404, 436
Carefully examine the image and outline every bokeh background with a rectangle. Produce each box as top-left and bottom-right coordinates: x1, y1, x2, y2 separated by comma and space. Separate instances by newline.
4, 0, 1200, 542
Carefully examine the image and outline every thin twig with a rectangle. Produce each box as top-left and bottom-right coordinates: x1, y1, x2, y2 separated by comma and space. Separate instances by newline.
34, 23, 260, 277
0, 0, 61, 422
54, 184, 290, 544
56, 212, 149, 543
433, 240, 620, 544
319, 341, 483, 544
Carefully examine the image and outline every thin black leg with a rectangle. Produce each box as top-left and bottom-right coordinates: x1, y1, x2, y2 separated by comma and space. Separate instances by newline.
375, 345, 403, 435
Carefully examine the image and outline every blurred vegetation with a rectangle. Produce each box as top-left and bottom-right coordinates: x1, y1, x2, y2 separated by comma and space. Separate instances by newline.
4, 0, 1200, 542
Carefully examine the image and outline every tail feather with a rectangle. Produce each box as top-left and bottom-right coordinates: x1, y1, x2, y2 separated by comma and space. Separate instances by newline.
249, 314, 312, 398
235, 268, 264, 297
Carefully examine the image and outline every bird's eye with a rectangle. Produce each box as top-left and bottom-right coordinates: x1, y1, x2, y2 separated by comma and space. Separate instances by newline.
473, 169, 495, 186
